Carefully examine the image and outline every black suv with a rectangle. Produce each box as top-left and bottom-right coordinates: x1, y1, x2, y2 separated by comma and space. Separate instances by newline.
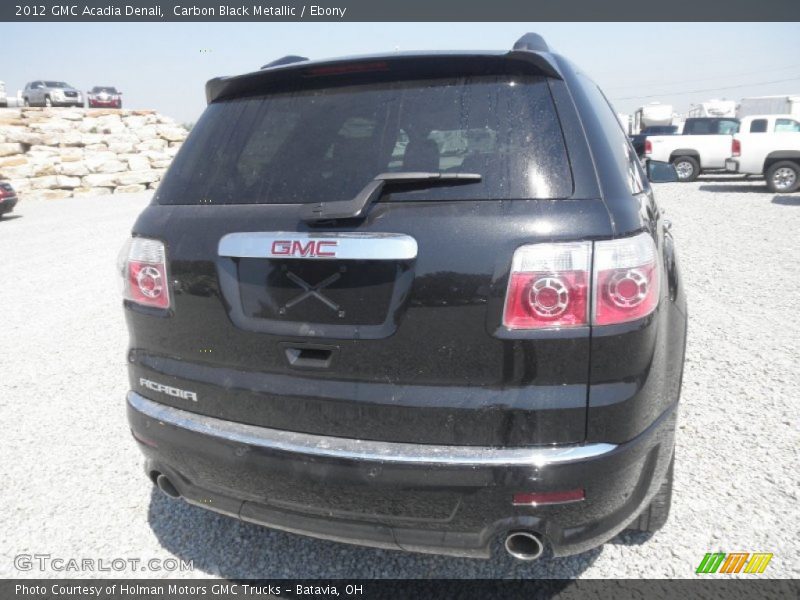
122, 33, 687, 561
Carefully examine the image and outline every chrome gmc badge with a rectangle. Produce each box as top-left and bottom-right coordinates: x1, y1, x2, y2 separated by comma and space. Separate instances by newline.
218, 232, 418, 261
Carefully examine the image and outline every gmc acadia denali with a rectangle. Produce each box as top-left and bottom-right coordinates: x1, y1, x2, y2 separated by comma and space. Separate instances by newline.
121, 33, 687, 561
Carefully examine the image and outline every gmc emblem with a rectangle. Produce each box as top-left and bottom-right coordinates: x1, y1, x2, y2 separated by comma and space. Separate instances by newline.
271, 240, 338, 257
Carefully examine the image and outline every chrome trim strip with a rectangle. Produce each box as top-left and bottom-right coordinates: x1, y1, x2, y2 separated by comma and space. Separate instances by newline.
128, 392, 616, 467
218, 231, 418, 261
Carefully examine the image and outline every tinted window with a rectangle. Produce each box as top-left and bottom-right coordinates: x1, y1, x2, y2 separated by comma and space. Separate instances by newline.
576, 74, 645, 195
683, 119, 739, 135
774, 118, 800, 133
683, 120, 711, 134
156, 75, 572, 205
718, 119, 739, 134
750, 119, 768, 133
91, 87, 118, 93
643, 126, 677, 135
44, 81, 69, 88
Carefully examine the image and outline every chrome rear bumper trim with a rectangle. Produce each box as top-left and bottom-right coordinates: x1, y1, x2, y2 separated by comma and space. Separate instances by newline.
128, 391, 616, 467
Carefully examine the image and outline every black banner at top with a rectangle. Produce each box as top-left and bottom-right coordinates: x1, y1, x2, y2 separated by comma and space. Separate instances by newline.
3, 0, 800, 22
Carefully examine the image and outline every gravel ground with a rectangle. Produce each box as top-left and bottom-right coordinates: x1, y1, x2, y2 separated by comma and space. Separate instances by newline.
1, 178, 798, 579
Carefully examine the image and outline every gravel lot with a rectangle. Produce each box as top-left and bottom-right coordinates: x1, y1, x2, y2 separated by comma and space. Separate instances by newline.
1, 178, 798, 579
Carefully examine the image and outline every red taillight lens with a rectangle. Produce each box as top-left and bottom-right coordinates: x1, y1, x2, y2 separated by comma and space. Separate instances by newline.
502, 234, 659, 330
503, 242, 591, 329
593, 233, 659, 326
644, 139, 652, 155
732, 138, 741, 157
119, 237, 171, 309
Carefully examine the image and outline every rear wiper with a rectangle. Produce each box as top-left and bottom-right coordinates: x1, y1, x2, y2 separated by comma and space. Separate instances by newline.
303, 172, 482, 222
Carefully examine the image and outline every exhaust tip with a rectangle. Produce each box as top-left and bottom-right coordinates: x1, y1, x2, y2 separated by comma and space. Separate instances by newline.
155, 473, 181, 499
504, 531, 545, 561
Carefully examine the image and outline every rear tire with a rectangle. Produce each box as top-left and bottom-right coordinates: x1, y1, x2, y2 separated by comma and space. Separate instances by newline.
627, 454, 674, 533
23, 98, 30, 107
671, 156, 700, 182
765, 161, 800, 193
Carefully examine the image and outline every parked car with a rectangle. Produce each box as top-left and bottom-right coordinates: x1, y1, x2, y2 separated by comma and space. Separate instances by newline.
22, 81, 83, 107
87, 86, 122, 108
629, 125, 679, 158
0, 81, 7, 107
0, 182, 18, 216
121, 32, 687, 562
726, 114, 800, 193
645, 117, 740, 181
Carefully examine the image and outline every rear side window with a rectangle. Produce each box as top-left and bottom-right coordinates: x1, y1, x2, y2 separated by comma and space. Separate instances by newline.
774, 118, 800, 133
156, 75, 573, 205
750, 119, 768, 133
717, 119, 739, 134
576, 74, 645, 195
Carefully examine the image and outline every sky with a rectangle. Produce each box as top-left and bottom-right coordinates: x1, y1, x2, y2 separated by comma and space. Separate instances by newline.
1, 22, 799, 124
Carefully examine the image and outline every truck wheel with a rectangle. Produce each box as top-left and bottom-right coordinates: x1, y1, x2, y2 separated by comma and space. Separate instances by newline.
627, 454, 674, 533
766, 161, 800, 193
23, 98, 30, 107
45, 96, 52, 107
671, 156, 699, 182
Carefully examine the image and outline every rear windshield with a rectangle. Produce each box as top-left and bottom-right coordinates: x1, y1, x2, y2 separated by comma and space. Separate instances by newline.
92, 87, 117, 93
683, 119, 739, 135
156, 75, 573, 205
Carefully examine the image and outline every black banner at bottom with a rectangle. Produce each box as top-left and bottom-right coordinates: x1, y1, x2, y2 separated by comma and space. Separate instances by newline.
2, 579, 798, 600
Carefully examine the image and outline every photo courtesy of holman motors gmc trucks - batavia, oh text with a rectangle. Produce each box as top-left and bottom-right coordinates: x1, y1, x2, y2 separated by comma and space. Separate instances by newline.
120, 32, 687, 562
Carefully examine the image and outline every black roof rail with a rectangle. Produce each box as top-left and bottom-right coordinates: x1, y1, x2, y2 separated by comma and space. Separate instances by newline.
261, 55, 309, 70
512, 33, 549, 53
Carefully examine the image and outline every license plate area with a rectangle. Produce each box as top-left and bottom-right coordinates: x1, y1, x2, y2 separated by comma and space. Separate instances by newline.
217, 232, 418, 340
238, 258, 398, 326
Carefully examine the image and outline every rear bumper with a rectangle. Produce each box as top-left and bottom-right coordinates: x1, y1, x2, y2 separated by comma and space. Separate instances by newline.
128, 391, 677, 558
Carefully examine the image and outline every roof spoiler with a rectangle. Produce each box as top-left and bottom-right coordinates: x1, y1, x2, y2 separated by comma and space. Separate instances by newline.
206, 36, 562, 104
506, 32, 561, 79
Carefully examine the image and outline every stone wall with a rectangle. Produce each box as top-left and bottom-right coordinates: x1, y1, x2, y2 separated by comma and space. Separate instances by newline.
0, 108, 188, 200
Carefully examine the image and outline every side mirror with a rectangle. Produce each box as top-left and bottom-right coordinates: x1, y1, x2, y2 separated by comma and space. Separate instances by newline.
646, 160, 679, 183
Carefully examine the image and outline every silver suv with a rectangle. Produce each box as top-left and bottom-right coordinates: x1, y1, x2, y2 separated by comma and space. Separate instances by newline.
23, 80, 83, 107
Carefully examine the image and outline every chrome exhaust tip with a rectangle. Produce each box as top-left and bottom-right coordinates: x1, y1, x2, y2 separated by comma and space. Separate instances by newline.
155, 473, 181, 499
504, 531, 545, 561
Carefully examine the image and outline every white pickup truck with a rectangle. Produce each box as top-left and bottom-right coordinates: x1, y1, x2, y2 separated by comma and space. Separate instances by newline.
726, 114, 800, 193
644, 117, 740, 182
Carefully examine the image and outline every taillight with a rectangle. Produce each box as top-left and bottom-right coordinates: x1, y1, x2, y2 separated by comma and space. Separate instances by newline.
503, 242, 591, 329
732, 138, 741, 157
503, 233, 659, 330
644, 139, 652, 155
119, 237, 171, 309
592, 233, 659, 326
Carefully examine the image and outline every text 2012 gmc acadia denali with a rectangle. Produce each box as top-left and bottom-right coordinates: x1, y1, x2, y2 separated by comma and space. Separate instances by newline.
121, 33, 687, 561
